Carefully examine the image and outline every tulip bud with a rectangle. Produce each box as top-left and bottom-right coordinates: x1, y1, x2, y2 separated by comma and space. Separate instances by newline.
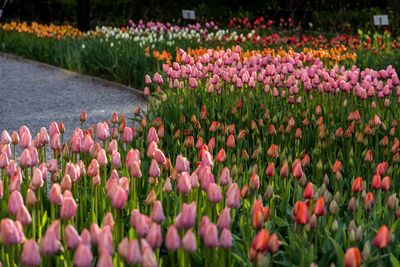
362, 242, 370, 262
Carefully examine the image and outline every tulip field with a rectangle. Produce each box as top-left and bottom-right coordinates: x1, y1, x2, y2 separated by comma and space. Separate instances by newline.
1, 19, 400, 267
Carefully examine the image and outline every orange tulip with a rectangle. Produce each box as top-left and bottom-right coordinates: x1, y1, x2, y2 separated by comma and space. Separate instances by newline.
374, 225, 389, 249
344, 247, 361, 267
352, 177, 363, 193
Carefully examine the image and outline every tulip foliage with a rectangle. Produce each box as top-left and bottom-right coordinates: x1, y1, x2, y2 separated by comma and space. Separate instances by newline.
1, 46, 400, 267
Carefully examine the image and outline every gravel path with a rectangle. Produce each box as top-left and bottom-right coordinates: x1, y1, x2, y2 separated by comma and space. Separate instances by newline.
0, 53, 145, 144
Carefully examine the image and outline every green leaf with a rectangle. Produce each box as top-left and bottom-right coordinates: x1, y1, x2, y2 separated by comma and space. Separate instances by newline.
391, 254, 400, 267
392, 219, 400, 232
274, 216, 289, 227
328, 236, 344, 267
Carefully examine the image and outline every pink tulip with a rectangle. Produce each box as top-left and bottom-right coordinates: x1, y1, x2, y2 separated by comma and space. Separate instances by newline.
30, 167, 43, 190
97, 149, 107, 166
175, 155, 190, 173
49, 122, 59, 137
82, 134, 94, 153
90, 223, 101, 245
182, 230, 197, 253
217, 207, 231, 229
0, 152, 9, 169
73, 244, 93, 267
146, 224, 163, 250
61, 175, 72, 191
39, 127, 49, 145
20, 131, 31, 149
125, 149, 140, 168
60, 196, 77, 220
16, 205, 32, 226
153, 148, 166, 164
6, 160, 17, 177
96, 250, 113, 267
19, 149, 31, 168
226, 183, 240, 209
147, 127, 159, 144
203, 223, 219, 248
219, 167, 230, 185
96, 122, 110, 141
207, 183, 222, 203
1, 130, 11, 144
111, 151, 122, 169
102, 213, 115, 230
220, 228, 233, 248
25, 189, 37, 207
126, 239, 142, 265
149, 159, 160, 177
122, 127, 133, 144
29, 146, 39, 166
80, 229, 91, 246
65, 224, 82, 250
135, 214, 150, 237
130, 161, 142, 178
141, 239, 158, 267
147, 141, 157, 158
1, 218, 23, 245
21, 239, 41, 266
165, 225, 180, 251
97, 226, 114, 255
177, 172, 192, 194
151, 200, 165, 223
8, 190, 24, 215
110, 185, 127, 210
40, 229, 59, 255
87, 159, 99, 177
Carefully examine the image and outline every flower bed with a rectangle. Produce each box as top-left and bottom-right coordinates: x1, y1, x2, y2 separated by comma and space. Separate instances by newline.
0, 43, 399, 266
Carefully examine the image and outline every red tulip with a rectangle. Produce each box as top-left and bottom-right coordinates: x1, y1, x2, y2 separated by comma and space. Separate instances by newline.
266, 162, 275, 177
312, 197, 326, 216
344, 247, 361, 267
303, 182, 314, 199
374, 225, 389, 249
292, 162, 303, 179
266, 144, 279, 158
332, 160, 343, 173
226, 134, 235, 148
268, 233, 280, 254
364, 192, 374, 207
216, 148, 226, 163
252, 228, 269, 252
364, 150, 373, 162
280, 162, 289, 177
371, 174, 381, 190
381, 176, 391, 191
294, 201, 309, 224
352, 177, 363, 193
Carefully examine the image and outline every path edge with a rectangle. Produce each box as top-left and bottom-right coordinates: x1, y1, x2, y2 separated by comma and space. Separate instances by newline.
0, 51, 145, 98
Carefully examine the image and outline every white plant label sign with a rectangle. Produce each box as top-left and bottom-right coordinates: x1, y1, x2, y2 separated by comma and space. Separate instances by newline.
373, 15, 389, 26
182, 10, 196, 20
